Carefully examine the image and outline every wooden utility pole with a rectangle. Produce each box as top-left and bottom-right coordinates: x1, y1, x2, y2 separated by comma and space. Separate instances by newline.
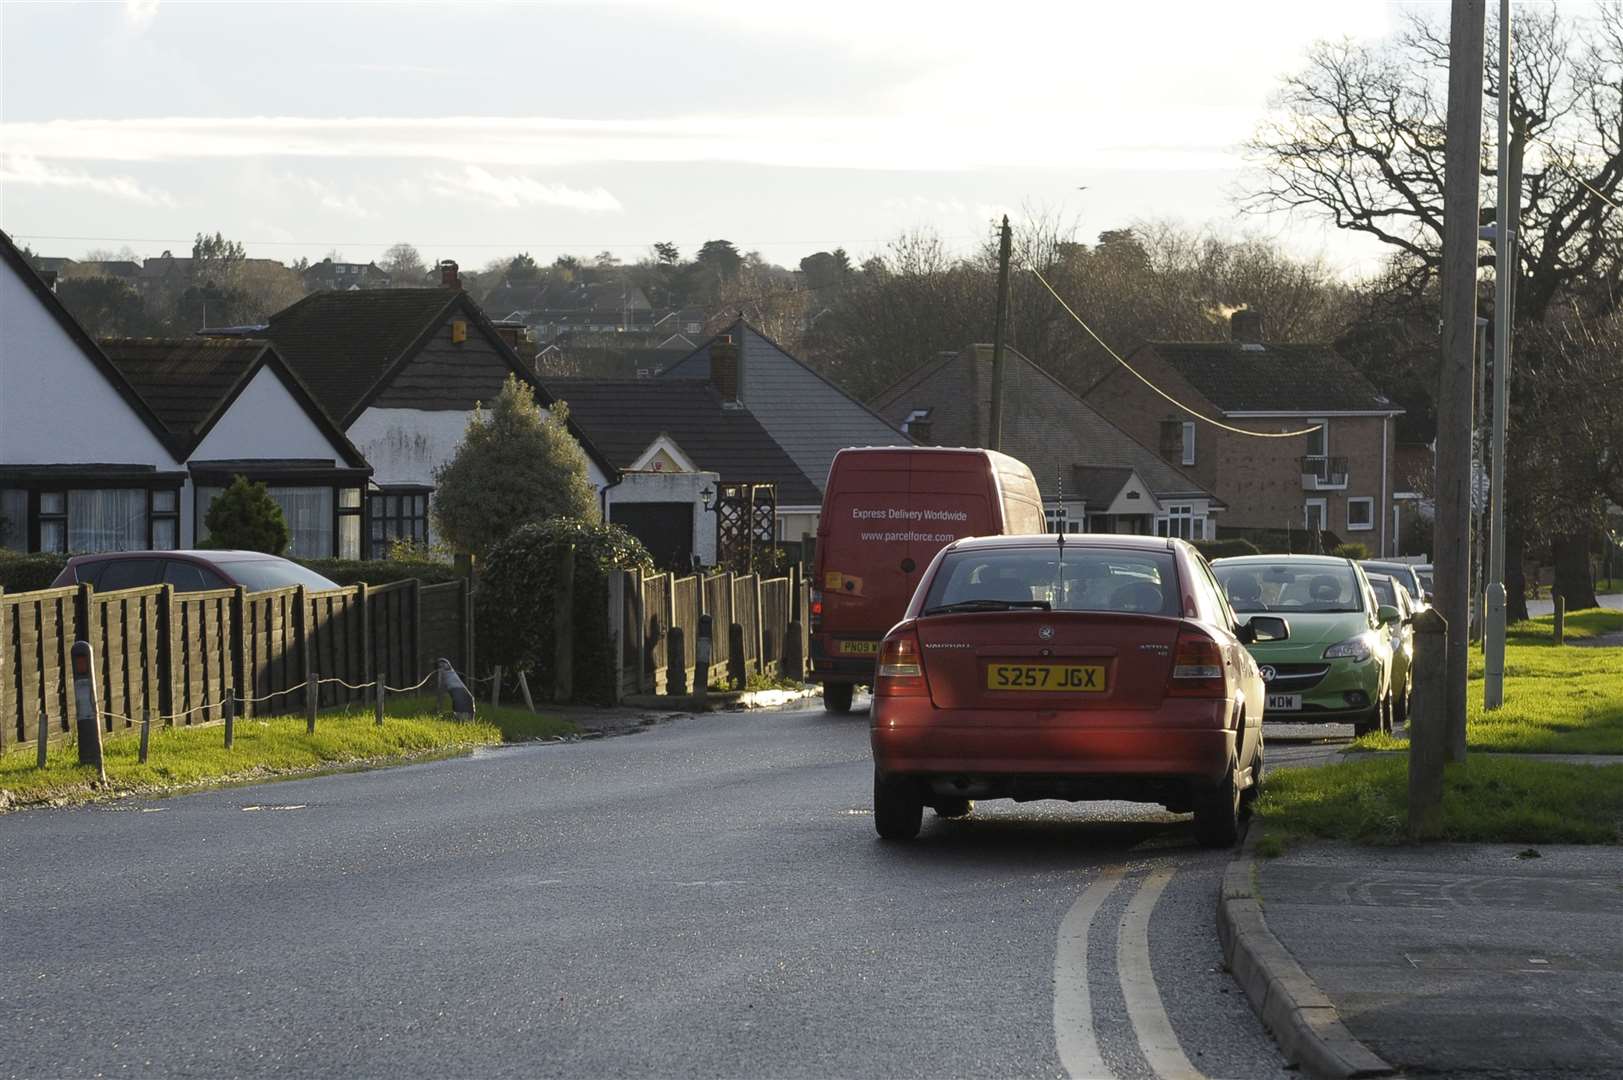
988, 216, 1012, 452
1434, 0, 1487, 762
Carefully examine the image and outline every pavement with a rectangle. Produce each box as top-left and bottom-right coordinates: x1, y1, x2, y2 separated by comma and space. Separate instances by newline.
1524, 591, 1623, 617
0, 699, 1346, 1080
1254, 843, 1623, 1078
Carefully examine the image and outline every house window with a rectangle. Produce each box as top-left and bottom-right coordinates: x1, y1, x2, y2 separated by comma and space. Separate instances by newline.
151, 489, 179, 550
1305, 418, 1329, 459
1044, 507, 1081, 534
338, 487, 363, 560
1347, 497, 1375, 532
1155, 503, 1207, 541
1182, 422, 1196, 466
369, 487, 431, 558
197, 479, 365, 559
38, 492, 67, 553
1304, 498, 1328, 531
0, 488, 26, 551
35, 490, 156, 554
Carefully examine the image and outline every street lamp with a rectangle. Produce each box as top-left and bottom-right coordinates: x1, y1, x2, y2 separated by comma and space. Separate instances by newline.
1484, 0, 1513, 711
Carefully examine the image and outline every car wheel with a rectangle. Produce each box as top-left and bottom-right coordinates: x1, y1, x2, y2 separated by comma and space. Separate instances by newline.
874, 771, 922, 842
1395, 679, 1410, 726
1353, 708, 1379, 738
1380, 692, 1395, 735
933, 797, 973, 819
1194, 759, 1242, 848
823, 682, 854, 714
1241, 740, 1264, 810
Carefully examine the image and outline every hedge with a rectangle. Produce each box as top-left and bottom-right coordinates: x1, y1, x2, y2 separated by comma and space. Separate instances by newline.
1193, 538, 1261, 561
295, 558, 464, 587
0, 552, 71, 592
475, 519, 652, 705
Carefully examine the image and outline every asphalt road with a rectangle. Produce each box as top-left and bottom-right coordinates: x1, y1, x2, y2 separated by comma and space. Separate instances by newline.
1, 701, 1346, 1079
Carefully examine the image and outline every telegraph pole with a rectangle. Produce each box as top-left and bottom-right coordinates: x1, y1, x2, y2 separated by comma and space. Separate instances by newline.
988, 215, 1012, 452
1485, 0, 1518, 709
1434, 0, 1486, 760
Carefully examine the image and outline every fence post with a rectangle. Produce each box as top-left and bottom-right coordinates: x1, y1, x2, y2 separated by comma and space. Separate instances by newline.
696, 613, 714, 705
631, 574, 649, 696
1408, 608, 1448, 839
1553, 595, 1565, 644
607, 571, 627, 705
783, 619, 804, 681
223, 690, 235, 749
374, 680, 385, 726
36, 713, 49, 769
518, 670, 537, 713
728, 623, 746, 690
295, 585, 316, 733
407, 577, 421, 692
554, 544, 575, 704
462, 576, 476, 684
139, 710, 151, 764
356, 580, 372, 708
71, 641, 105, 783
667, 625, 688, 696
754, 575, 766, 674
229, 585, 247, 721
159, 583, 179, 722
491, 664, 503, 708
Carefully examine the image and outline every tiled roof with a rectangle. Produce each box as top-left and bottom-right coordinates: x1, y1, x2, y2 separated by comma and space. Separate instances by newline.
1134, 342, 1400, 413
260, 288, 460, 420
662, 321, 905, 492
542, 377, 823, 506
1069, 465, 1135, 506
100, 338, 266, 439
871, 345, 1221, 506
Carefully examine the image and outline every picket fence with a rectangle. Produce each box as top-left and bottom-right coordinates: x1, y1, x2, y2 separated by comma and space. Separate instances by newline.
611, 568, 809, 698
0, 578, 473, 754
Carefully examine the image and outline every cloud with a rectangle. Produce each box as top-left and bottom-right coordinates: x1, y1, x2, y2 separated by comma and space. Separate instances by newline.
283, 176, 373, 218
0, 154, 174, 206
426, 166, 623, 212
123, 0, 160, 30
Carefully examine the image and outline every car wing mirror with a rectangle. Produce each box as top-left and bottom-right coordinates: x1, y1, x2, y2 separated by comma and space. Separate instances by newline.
1240, 615, 1289, 643
1377, 604, 1401, 626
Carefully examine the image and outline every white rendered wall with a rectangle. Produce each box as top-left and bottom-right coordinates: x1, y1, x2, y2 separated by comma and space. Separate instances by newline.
0, 269, 176, 467
349, 406, 610, 491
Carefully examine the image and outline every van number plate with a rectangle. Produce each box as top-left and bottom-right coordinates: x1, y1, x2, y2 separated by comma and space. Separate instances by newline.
987, 664, 1107, 692
1266, 693, 1303, 711
839, 640, 880, 655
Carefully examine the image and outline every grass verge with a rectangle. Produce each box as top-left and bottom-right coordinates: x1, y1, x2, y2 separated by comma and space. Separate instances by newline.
1352, 608, 1623, 755
1, 694, 577, 810
1256, 754, 1623, 854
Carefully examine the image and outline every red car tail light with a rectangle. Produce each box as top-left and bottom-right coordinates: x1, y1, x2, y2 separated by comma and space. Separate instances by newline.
1168, 628, 1227, 698
875, 633, 928, 697
809, 588, 824, 634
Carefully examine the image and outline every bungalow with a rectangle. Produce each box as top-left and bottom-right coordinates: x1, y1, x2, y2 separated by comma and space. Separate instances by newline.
542, 376, 821, 569
0, 230, 370, 557
660, 320, 907, 539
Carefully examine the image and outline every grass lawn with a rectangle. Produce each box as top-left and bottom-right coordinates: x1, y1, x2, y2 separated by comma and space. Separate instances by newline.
0, 694, 577, 809
1353, 608, 1623, 755
1256, 754, 1623, 853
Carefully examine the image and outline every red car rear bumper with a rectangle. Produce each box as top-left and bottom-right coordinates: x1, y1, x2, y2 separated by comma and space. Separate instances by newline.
870, 699, 1236, 784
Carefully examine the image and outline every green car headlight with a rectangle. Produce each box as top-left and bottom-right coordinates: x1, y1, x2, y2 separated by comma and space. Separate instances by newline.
1324, 634, 1373, 662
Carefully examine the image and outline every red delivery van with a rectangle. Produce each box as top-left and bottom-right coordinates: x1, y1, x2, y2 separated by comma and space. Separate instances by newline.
810, 447, 1045, 712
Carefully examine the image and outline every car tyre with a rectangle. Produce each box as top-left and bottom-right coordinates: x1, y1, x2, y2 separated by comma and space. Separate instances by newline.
933, 797, 973, 819
1394, 679, 1410, 726
1353, 709, 1379, 738
1380, 692, 1395, 735
874, 771, 922, 842
823, 682, 854, 714
1193, 759, 1242, 848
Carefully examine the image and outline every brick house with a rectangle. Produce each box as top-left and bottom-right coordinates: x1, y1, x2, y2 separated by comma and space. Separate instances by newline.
1084, 310, 1404, 554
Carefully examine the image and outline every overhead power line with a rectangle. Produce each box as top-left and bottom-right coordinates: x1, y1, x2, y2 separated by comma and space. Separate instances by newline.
1026, 264, 1322, 439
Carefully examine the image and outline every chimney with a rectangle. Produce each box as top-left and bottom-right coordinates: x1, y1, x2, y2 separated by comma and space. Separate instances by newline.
439, 259, 461, 289
39, 269, 58, 292
1230, 308, 1264, 344
710, 334, 740, 403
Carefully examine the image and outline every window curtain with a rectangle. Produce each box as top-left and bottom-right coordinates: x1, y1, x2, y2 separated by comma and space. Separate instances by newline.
68, 489, 148, 553
269, 487, 333, 557
0, 489, 26, 551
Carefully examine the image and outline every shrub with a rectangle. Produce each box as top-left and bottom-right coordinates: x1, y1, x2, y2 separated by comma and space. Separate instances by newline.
1332, 541, 1371, 561
200, 476, 290, 555
0, 552, 71, 593
294, 558, 464, 587
432, 375, 600, 558
475, 518, 651, 704
1194, 538, 1261, 561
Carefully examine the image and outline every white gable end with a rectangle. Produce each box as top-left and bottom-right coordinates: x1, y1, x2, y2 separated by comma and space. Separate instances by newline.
0, 264, 175, 466
190, 366, 348, 463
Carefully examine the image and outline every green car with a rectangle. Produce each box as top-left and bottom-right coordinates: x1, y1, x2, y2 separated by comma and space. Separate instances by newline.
1212, 555, 1399, 736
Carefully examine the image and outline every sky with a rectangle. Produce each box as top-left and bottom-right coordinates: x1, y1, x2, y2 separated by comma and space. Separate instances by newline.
0, 0, 1442, 277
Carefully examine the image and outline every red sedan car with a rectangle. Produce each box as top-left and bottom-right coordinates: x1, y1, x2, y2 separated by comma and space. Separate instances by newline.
869, 534, 1288, 847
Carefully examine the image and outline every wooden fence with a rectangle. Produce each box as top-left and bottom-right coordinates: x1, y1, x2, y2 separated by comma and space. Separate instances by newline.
0, 578, 473, 755
610, 567, 809, 699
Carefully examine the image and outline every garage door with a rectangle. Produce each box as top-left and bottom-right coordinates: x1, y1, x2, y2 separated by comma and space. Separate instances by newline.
610, 502, 695, 571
